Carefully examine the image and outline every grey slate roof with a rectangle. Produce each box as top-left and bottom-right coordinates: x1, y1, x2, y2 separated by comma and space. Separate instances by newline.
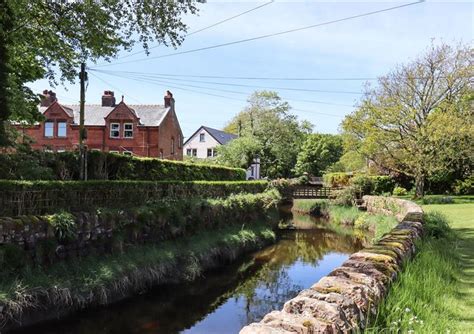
46, 104, 169, 126
202, 126, 237, 145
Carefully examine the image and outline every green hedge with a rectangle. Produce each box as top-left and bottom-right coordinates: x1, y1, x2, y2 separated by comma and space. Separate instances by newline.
0, 180, 269, 216
323, 173, 395, 195
0, 150, 245, 181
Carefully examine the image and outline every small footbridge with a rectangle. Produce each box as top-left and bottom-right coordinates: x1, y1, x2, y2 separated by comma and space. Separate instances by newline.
292, 185, 340, 199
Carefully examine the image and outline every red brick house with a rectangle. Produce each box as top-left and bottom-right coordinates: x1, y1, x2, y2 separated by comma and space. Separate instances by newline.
16, 90, 183, 160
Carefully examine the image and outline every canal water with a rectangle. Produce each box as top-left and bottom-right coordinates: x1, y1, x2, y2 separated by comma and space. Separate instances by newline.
15, 214, 366, 334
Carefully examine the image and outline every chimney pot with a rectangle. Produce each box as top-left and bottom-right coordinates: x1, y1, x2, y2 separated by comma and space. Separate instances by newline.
102, 90, 116, 107
40, 89, 57, 107
164, 90, 174, 108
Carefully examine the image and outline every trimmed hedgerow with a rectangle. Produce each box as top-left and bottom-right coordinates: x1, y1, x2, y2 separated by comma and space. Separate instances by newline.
0, 150, 245, 181
0, 180, 269, 216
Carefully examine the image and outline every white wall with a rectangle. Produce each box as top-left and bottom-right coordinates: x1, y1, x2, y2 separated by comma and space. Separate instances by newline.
183, 129, 220, 159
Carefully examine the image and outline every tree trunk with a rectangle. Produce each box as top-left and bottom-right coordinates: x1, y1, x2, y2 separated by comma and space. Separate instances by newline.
0, 0, 12, 146
415, 173, 425, 198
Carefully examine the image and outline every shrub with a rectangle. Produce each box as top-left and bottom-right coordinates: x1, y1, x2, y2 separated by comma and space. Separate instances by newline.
453, 175, 473, 195
0, 150, 246, 181
371, 176, 396, 194
393, 186, 408, 196
0, 180, 269, 216
323, 172, 351, 187
48, 211, 77, 241
350, 174, 374, 195
330, 187, 357, 206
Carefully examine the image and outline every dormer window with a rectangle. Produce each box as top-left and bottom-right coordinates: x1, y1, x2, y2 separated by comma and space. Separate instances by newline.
110, 123, 120, 138
200, 133, 205, 142
44, 121, 54, 137
124, 123, 133, 138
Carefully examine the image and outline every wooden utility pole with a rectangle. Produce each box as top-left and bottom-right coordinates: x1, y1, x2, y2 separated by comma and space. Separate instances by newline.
79, 63, 88, 180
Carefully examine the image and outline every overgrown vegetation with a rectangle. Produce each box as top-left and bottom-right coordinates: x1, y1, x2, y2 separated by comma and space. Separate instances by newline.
0, 179, 268, 216
367, 211, 461, 333
0, 148, 246, 181
291, 199, 398, 242
0, 222, 276, 328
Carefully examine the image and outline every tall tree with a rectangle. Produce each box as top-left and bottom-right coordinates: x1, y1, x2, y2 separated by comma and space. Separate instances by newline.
294, 133, 343, 176
342, 43, 473, 197
222, 91, 312, 178
0, 0, 202, 145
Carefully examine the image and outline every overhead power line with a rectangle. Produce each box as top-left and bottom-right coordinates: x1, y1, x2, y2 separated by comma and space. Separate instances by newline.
92, 1, 424, 68
91, 70, 355, 107
91, 69, 362, 95
89, 72, 143, 104
89, 70, 378, 81
90, 71, 347, 118
96, 1, 274, 64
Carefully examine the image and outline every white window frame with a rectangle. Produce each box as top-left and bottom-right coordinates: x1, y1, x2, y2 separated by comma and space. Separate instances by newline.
123, 123, 133, 138
199, 133, 205, 142
123, 151, 133, 156
44, 121, 54, 137
57, 121, 67, 137
109, 150, 119, 154
110, 123, 120, 138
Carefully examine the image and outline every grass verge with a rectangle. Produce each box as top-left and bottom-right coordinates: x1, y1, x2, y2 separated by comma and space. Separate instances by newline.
0, 222, 275, 330
367, 202, 474, 333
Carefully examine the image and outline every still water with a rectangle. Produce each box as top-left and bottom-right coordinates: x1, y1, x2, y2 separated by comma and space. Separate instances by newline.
17, 215, 365, 334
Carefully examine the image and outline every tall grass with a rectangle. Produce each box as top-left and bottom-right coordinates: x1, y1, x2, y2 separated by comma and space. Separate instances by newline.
0, 222, 275, 327
367, 211, 460, 333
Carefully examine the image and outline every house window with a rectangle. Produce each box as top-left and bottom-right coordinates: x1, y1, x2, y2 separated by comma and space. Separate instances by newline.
44, 121, 54, 137
109, 150, 119, 154
110, 123, 120, 138
123, 151, 133, 156
213, 149, 217, 157
192, 149, 197, 157
199, 133, 205, 142
251, 166, 255, 176
186, 149, 192, 156
207, 148, 213, 157
124, 123, 133, 138
171, 137, 175, 155
57, 121, 67, 137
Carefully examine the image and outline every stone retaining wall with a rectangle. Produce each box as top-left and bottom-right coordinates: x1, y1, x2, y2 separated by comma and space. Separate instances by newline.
239, 196, 423, 333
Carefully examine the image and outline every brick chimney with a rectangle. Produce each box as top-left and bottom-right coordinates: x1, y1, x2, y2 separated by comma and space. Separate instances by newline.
40, 90, 57, 107
164, 90, 174, 108
102, 90, 116, 107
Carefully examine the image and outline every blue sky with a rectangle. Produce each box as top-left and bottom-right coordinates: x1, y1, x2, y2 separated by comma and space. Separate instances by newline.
29, 1, 473, 140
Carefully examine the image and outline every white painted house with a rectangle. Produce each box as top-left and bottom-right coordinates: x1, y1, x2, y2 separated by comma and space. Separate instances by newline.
183, 125, 260, 180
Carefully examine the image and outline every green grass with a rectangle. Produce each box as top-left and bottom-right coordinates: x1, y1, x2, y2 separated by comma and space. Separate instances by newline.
368, 201, 474, 333
0, 222, 276, 323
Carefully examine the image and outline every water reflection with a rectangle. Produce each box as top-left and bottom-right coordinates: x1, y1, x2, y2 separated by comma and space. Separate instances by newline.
15, 217, 365, 334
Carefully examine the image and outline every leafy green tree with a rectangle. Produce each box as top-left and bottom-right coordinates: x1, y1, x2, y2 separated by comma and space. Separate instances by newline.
0, 0, 202, 145
342, 43, 473, 197
222, 91, 312, 178
294, 134, 343, 176
216, 137, 262, 169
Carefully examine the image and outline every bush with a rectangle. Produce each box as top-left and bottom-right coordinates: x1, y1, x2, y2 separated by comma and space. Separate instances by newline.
0, 150, 246, 181
371, 176, 396, 194
330, 187, 357, 206
393, 186, 408, 196
48, 211, 77, 241
350, 174, 374, 195
0, 180, 269, 216
323, 172, 351, 187
453, 175, 473, 195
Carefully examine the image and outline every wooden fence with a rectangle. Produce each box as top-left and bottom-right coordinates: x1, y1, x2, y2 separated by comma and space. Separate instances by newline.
292, 185, 340, 199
